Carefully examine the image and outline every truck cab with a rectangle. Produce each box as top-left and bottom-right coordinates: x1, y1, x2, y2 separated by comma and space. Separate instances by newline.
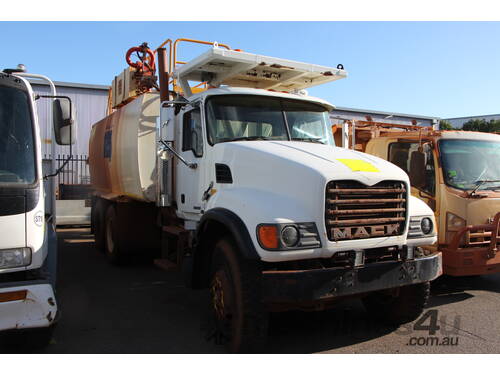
169, 86, 437, 261
352, 125, 500, 276
0, 67, 75, 347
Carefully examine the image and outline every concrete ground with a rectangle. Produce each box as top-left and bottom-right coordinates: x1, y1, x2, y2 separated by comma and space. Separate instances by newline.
5, 227, 500, 353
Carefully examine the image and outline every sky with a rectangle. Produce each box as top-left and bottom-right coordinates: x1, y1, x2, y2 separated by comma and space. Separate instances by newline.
0, 21, 499, 119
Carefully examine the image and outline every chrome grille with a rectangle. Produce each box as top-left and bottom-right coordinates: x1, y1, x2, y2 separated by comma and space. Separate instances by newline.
325, 180, 407, 241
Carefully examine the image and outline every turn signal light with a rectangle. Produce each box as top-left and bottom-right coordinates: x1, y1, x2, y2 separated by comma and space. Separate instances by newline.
257, 225, 279, 250
0, 290, 27, 303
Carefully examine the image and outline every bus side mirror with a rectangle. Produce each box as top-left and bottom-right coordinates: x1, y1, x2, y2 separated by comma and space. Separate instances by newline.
53, 98, 77, 145
409, 150, 426, 188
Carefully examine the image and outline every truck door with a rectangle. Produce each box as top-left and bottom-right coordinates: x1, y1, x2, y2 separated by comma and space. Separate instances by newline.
388, 141, 438, 212
176, 107, 205, 214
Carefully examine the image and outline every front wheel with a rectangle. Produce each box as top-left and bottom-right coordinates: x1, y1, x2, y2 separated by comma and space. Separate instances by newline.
362, 282, 430, 325
4, 325, 56, 351
209, 236, 268, 353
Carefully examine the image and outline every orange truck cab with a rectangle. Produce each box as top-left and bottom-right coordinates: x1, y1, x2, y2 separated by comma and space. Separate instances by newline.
335, 123, 500, 276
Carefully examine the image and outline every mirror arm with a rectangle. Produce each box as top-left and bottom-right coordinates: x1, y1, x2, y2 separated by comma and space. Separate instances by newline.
158, 140, 197, 169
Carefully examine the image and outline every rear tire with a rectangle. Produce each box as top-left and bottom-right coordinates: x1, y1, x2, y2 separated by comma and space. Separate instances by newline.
104, 204, 124, 265
362, 282, 430, 325
209, 236, 268, 353
92, 198, 107, 253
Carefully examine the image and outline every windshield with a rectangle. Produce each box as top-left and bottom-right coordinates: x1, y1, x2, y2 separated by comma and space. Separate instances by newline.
205, 95, 334, 146
439, 139, 500, 191
0, 85, 36, 185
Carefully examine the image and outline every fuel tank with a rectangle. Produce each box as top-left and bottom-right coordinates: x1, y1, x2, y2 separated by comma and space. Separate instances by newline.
89, 93, 159, 202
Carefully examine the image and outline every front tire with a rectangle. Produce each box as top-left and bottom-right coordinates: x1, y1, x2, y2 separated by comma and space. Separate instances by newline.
362, 282, 430, 324
4, 325, 56, 351
209, 236, 268, 353
26, 326, 55, 349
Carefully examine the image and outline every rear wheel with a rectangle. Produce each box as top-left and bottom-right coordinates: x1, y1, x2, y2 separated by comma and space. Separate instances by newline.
209, 236, 268, 353
104, 205, 124, 265
92, 198, 107, 253
362, 282, 430, 324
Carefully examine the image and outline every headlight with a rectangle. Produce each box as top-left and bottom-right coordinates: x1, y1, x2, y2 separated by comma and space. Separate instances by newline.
421, 217, 433, 235
446, 212, 467, 246
257, 223, 321, 251
446, 212, 466, 231
281, 226, 299, 247
0, 248, 32, 269
408, 216, 435, 238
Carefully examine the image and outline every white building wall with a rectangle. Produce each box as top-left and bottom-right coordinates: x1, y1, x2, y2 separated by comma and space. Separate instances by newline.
31, 83, 108, 158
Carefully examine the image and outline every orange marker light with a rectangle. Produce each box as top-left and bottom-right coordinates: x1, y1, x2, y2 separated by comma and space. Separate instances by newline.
0, 290, 27, 303
258, 225, 279, 250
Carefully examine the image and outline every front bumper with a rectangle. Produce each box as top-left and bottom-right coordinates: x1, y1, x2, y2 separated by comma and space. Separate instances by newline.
262, 253, 442, 304
443, 212, 500, 276
0, 281, 57, 332
442, 246, 500, 276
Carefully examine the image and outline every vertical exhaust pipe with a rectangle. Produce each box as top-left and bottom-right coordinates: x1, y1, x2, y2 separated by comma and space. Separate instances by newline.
158, 47, 169, 102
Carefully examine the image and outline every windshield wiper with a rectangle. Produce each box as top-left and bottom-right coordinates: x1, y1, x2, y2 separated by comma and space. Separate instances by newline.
218, 136, 274, 143
470, 179, 500, 196
291, 137, 325, 144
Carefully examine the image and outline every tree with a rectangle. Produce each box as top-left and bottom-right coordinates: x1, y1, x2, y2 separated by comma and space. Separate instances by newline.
461, 118, 500, 133
439, 120, 454, 130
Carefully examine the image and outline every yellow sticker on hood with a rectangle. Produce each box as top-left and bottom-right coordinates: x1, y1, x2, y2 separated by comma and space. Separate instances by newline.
336, 159, 380, 172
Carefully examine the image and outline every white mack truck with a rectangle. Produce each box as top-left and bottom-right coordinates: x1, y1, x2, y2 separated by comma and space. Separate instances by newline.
89, 38, 442, 353
0, 65, 75, 348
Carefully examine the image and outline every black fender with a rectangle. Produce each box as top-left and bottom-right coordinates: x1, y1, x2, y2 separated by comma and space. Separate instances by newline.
45, 220, 58, 289
197, 208, 260, 260
34, 219, 57, 290
186, 208, 260, 289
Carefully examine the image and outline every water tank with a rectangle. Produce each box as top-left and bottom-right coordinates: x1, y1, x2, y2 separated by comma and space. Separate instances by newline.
89, 93, 159, 202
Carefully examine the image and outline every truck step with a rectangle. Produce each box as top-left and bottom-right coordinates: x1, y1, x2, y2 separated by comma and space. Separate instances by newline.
154, 258, 179, 271
162, 225, 188, 236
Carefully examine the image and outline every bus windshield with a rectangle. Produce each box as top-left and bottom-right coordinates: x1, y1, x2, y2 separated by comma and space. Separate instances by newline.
205, 95, 334, 146
0, 85, 36, 185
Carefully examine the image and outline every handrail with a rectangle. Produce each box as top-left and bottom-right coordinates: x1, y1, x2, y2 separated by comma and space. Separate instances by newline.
152, 37, 232, 96
172, 38, 231, 73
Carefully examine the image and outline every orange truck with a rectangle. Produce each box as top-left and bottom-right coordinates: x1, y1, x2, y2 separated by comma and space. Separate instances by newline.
333, 121, 500, 276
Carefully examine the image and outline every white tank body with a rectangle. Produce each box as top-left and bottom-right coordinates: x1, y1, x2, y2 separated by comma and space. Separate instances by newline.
89, 93, 160, 202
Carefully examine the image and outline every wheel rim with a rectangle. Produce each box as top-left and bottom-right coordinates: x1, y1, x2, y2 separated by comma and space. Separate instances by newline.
210, 270, 234, 342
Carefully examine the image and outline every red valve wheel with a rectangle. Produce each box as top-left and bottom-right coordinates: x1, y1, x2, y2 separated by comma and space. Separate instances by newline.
125, 45, 155, 71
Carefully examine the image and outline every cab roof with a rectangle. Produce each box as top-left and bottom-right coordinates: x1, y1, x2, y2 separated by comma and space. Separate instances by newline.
188, 86, 335, 111
438, 131, 500, 141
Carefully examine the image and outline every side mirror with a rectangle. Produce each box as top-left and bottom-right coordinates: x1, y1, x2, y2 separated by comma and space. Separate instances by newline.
409, 150, 426, 189
53, 98, 77, 145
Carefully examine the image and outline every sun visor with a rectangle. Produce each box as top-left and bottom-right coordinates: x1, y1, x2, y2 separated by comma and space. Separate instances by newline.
173, 47, 347, 96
